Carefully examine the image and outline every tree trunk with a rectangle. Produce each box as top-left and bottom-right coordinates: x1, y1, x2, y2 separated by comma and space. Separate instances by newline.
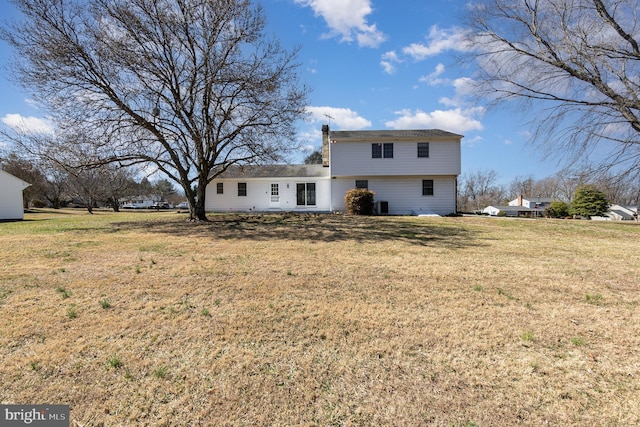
194, 179, 208, 221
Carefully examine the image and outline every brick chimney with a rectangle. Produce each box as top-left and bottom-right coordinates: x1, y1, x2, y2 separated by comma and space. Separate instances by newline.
321, 124, 330, 167
517, 194, 523, 206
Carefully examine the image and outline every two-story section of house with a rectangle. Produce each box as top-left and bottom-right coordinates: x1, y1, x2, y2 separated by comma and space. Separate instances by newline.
327, 127, 462, 215
205, 125, 462, 215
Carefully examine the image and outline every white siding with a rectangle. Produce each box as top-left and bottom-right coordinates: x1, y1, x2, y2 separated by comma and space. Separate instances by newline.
0, 170, 29, 220
331, 176, 457, 216
205, 177, 331, 212
330, 140, 460, 177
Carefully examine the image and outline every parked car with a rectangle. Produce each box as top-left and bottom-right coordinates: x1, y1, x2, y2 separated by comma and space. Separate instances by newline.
149, 202, 172, 209
122, 203, 145, 209
176, 202, 188, 209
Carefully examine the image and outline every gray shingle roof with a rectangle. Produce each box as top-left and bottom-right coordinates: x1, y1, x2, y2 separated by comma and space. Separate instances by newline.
212, 164, 329, 179
329, 129, 463, 140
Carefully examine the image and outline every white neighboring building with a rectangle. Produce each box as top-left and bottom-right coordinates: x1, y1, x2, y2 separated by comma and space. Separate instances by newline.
205, 126, 463, 216
606, 205, 638, 221
0, 169, 31, 220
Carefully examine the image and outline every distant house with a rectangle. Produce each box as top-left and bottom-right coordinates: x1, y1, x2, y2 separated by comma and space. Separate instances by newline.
508, 195, 553, 210
205, 126, 463, 216
0, 169, 31, 220
483, 195, 552, 217
602, 205, 638, 221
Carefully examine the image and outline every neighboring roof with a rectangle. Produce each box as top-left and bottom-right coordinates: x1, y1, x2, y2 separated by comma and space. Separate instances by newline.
329, 129, 463, 141
0, 168, 31, 189
484, 205, 541, 212
211, 164, 330, 179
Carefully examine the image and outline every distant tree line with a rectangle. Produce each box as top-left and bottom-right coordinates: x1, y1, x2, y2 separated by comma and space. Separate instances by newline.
457, 168, 640, 215
0, 152, 179, 213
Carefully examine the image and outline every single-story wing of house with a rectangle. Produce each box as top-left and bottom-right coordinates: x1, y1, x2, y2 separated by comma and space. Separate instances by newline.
205, 126, 463, 216
0, 168, 31, 221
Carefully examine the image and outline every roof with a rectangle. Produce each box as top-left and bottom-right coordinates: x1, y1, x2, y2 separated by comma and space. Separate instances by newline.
0, 168, 31, 188
329, 129, 463, 141
211, 164, 330, 179
484, 205, 542, 212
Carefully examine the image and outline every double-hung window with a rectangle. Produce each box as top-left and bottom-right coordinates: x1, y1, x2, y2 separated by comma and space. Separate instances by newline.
238, 182, 247, 197
417, 142, 430, 158
372, 143, 393, 158
422, 180, 434, 196
216, 183, 224, 194
355, 180, 368, 189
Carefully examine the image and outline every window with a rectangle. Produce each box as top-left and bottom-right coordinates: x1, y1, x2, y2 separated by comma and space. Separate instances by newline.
372, 143, 382, 158
355, 180, 368, 189
216, 182, 224, 194
238, 182, 247, 197
271, 183, 279, 202
372, 143, 393, 158
296, 183, 316, 206
383, 143, 394, 158
417, 142, 429, 158
422, 180, 434, 196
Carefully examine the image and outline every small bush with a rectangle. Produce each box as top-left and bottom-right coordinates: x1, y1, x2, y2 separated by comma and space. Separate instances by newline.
344, 188, 375, 215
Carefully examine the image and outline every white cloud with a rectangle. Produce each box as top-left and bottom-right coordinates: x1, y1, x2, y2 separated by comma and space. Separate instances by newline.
384, 107, 484, 134
419, 63, 446, 85
306, 106, 371, 129
438, 77, 477, 108
402, 25, 472, 60
294, 0, 387, 48
380, 50, 400, 74
1, 113, 54, 134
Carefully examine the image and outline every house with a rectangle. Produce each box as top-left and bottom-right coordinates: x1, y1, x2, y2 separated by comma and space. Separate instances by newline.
604, 205, 638, 221
483, 194, 552, 217
205, 126, 463, 215
0, 168, 31, 220
509, 195, 553, 210
483, 195, 552, 217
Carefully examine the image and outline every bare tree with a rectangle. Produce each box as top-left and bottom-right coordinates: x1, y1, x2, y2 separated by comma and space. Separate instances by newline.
2, 0, 308, 220
458, 169, 506, 212
464, 0, 640, 179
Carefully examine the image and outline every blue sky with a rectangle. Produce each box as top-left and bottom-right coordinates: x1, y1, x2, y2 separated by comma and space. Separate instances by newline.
0, 0, 561, 185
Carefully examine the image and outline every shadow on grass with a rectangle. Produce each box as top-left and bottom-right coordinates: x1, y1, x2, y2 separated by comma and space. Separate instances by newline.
112, 213, 481, 249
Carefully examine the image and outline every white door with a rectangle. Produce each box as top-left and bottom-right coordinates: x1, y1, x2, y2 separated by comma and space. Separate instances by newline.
269, 183, 280, 208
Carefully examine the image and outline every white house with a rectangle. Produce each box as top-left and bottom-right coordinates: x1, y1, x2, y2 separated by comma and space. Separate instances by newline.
0, 168, 31, 220
205, 126, 462, 216
508, 195, 554, 210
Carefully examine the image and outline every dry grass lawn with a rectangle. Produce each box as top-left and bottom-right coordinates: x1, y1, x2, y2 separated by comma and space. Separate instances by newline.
1, 209, 639, 426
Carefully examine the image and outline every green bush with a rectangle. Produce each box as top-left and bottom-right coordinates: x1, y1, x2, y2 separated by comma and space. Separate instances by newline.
569, 185, 609, 218
344, 188, 375, 215
545, 200, 569, 218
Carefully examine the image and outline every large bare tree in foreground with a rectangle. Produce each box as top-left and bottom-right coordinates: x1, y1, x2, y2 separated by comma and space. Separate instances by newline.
465, 0, 640, 178
2, 0, 308, 220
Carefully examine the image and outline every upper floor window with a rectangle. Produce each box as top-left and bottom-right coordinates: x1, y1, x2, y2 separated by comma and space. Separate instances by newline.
355, 180, 368, 189
372, 143, 393, 158
422, 180, 434, 196
216, 182, 224, 194
417, 142, 429, 158
238, 182, 247, 197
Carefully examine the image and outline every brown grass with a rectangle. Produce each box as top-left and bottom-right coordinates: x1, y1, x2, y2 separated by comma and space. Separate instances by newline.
1, 210, 639, 426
